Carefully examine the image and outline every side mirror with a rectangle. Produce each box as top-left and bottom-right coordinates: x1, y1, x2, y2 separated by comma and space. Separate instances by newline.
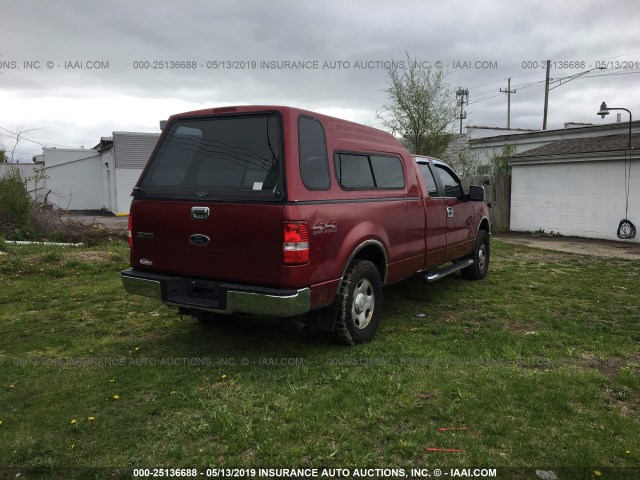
469, 185, 485, 202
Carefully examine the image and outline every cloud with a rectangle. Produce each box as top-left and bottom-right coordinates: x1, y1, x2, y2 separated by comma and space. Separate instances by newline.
1, 0, 639, 160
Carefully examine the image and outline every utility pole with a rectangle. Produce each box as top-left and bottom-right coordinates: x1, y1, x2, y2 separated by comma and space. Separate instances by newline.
500, 78, 517, 129
455, 87, 469, 134
543, 60, 551, 130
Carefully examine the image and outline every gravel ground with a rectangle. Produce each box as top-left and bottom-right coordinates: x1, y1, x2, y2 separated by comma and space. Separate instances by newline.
64, 212, 128, 231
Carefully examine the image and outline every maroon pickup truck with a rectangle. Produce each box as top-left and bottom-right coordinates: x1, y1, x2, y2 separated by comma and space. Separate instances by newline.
121, 106, 490, 344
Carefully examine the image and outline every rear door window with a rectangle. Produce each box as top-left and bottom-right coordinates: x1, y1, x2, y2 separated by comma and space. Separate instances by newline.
139, 113, 283, 201
418, 163, 439, 197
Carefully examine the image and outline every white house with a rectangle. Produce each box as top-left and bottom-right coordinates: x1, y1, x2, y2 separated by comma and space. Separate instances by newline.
0, 131, 160, 215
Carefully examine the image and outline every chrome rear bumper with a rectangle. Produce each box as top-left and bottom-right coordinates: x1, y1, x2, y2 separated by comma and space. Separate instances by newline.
121, 269, 311, 317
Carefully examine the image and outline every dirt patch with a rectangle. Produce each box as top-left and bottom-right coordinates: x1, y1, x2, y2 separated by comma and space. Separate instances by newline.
63, 250, 115, 263
578, 354, 639, 379
586, 358, 622, 379
505, 322, 538, 334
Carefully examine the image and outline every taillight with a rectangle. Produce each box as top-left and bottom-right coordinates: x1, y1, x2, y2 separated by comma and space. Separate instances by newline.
283, 222, 309, 265
128, 213, 133, 250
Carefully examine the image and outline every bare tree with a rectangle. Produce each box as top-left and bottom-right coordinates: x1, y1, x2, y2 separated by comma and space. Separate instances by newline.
8, 125, 42, 163
377, 54, 457, 157
0, 124, 43, 163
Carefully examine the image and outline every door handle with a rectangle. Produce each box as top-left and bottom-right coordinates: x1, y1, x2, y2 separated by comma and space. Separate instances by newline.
191, 206, 210, 220
447, 207, 455, 218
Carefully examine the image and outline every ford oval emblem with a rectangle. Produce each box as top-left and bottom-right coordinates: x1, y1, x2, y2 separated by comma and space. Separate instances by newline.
189, 234, 210, 246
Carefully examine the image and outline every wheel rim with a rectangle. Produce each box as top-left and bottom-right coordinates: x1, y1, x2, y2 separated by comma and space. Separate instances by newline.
351, 278, 374, 330
478, 243, 487, 271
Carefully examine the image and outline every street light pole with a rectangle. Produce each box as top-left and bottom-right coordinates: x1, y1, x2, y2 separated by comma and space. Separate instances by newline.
596, 102, 636, 239
597, 102, 632, 149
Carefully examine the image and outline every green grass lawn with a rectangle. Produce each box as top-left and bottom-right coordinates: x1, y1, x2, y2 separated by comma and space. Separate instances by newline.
0, 240, 638, 478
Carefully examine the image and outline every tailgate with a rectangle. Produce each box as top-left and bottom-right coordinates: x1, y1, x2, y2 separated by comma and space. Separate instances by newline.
131, 199, 284, 287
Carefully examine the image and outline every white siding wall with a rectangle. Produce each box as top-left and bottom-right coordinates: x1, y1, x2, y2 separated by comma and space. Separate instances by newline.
511, 160, 640, 242
44, 151, 103, 210
110, 132, 159, 215
114, 168, 143, 215
113, 132, 159, 169
100, 149, 115, 212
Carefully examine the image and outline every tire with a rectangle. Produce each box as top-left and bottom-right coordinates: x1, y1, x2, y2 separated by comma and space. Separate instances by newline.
333, 260, 383, 345
462, 229, 490, 280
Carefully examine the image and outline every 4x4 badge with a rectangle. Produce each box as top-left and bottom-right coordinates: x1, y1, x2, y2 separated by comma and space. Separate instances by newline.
312, 218, 338, 235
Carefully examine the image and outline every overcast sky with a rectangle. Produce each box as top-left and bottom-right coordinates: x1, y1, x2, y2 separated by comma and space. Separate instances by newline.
1, 0, 639, 161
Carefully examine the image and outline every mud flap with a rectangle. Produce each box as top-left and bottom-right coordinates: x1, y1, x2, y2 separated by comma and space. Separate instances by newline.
301, 298, 340, 332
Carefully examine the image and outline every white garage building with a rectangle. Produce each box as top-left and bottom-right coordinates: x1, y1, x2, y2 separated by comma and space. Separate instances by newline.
30, 131, 159, 215
509, 133, 640, 243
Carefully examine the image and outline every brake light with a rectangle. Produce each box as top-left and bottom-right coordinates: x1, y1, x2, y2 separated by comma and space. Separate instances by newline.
128, 213, 133, 250
283, 222, 309, 265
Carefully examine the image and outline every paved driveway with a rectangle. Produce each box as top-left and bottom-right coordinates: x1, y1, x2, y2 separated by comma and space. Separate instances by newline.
495, 232, 640, 260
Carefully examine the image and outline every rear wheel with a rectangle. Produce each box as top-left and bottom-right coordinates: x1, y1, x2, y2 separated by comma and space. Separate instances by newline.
333, 260, 383, 345
462, 230, 490, 280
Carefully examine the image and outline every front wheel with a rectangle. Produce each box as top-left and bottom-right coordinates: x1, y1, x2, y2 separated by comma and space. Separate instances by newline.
333, 260, 383, 345
462, 230, 490, 280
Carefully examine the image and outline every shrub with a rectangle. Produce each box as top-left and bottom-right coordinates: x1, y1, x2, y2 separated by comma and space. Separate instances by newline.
0, 170, 32, 228
0, 169, 126, 245
489, 144, 516, 175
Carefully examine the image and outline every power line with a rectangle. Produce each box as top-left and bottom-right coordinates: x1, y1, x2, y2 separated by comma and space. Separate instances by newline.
465, 50, 640, 93
466, 70, 546, 92
0, 126, 50, 148
0, 125, 77, 149
468, 92, 504, 105
587, 50, 640, 62
580, 69, 640, 79
468, 69, 640, 107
